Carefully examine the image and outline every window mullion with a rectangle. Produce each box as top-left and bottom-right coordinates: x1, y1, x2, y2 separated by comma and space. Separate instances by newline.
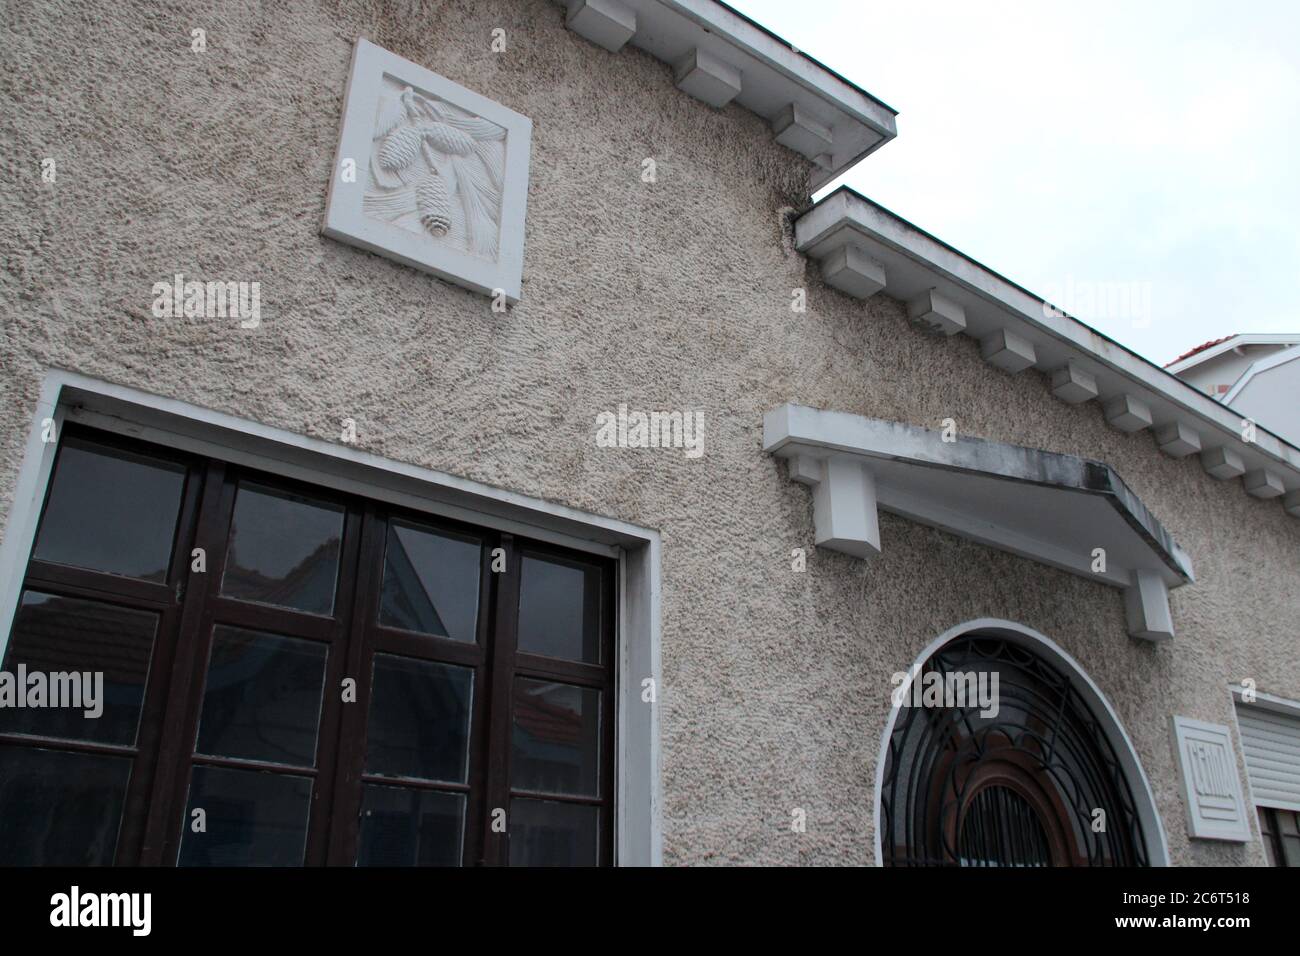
111, 452, 208, 864
323, 502, 386, 865
481, 532, 521, 866
137, 459, 231, 865
302, 504, 367, 865
458, 535, 498, 866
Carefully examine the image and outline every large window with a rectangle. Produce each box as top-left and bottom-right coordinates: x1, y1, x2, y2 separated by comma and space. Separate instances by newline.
0, 427, 616, 866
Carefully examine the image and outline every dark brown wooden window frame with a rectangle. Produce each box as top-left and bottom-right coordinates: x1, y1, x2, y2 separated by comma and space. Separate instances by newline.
0, 424, 617, 866
1257, 805, 1300, 867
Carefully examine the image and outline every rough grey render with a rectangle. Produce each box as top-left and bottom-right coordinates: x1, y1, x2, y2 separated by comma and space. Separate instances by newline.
0, 0, 1295, 865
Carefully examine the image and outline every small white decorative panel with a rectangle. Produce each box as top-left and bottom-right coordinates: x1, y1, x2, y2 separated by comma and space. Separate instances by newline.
323, 39, 532, 303
1170, 716, 1250, 842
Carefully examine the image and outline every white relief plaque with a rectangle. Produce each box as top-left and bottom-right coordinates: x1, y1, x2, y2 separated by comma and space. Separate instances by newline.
1170, 716, 1250, 842
323, 39, 532, 302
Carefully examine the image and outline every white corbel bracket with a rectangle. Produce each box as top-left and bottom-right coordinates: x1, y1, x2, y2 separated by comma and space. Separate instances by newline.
1123, 570, 1174, 642
787, 454, 881, 559
766, 403, 1193, 642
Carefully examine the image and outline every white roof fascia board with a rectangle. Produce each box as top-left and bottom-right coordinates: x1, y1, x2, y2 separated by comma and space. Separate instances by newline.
556, 0, 899, 191
1223, 343, 1300, 405
1165, 334, 1300, 376
794, 189, 1300, 509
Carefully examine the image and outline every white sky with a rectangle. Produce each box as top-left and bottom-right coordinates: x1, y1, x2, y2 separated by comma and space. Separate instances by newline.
730, 0, 1300, 366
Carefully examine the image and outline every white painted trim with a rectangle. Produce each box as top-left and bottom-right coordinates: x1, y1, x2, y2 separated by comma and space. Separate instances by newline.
0, 374, 66, 644
555, 0, 899, 192
0, 370, 663, 866
1229, 683, 1300, 719
1165, 334, 1300, 376
793, 190, 1300, 508
1222, 343, 1300, 405
871, 617, 1171, 867
1223, 687, 1267, 856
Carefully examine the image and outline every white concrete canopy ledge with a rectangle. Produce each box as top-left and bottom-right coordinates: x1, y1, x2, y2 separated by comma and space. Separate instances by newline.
764, 403, 1194, 641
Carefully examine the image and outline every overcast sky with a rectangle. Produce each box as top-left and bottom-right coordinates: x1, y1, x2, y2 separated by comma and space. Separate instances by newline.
730, 0, 1300, 366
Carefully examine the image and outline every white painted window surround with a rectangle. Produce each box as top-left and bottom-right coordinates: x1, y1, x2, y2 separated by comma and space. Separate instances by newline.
0, 370, 662, 866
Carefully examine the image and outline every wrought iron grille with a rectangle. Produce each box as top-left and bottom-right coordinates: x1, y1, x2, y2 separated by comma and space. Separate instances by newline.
957, 785, 1052, 867
880, 634, 1149, 867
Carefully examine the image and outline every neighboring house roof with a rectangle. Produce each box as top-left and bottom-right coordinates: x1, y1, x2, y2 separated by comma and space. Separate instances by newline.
1223, 343, 1300, 405
1164, 333, 1300, 375
1165, 335, 1235, 369
558, 0, 898, 190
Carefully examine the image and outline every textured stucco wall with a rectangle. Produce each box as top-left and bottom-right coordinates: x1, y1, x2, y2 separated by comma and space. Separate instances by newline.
1, 0, 1297, 866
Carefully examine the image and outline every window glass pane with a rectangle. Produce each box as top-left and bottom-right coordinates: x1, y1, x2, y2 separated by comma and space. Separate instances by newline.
508, 798, 598, 867
0, 745, 131, 865
0, 591, 157, 746
356, 785, 464, 866
33, 437, 185, 582
220, 482, 343, 615
1279, 810, 1300, 837
511, 679, 600, 797
517, 554, 600, 663
195, 627, 327, 767
1257, 806, 1273, 838
177, 765, 312, 866
379, 520, 480, 642
365, 654, 472, 783
1283, 836, 1300, 868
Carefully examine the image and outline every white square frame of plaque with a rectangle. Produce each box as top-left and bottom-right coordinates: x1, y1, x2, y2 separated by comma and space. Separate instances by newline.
323, 38, 533, 303
1170, 716, 1251, 842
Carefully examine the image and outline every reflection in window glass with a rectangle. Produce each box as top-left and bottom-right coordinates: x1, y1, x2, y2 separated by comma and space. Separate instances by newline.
195, 627, 328, 767
0, 591, 157, 747
1279, 809, 1300, 867
517, 555, 600, 663
33, 437, 185, 582
220, 482, 344, 615
366, 655, 472, 783
508, 798, 598, 867
510, 679, 600, 797
176, 765, 312, 866
0, 746, 131, 865
356, 785, 465, 866
379, 521, 480, 642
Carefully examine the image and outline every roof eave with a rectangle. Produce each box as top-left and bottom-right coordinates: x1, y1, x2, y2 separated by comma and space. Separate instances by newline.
793, 187, 1300, 516
559, 0, 898, 192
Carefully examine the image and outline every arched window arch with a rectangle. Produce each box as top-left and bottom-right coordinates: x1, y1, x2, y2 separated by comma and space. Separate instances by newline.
876, 620, 1167, 867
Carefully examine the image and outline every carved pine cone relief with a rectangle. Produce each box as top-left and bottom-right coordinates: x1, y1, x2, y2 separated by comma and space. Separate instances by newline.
421, 122, 474, 157
417, 174, 453, 237
378, 126, 425, 171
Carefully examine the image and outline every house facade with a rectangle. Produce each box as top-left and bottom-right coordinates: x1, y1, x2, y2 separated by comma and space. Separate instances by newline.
0, 0, 1298, 867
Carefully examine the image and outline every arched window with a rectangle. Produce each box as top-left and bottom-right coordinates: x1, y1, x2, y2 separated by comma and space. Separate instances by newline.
880, 631, 1151, 866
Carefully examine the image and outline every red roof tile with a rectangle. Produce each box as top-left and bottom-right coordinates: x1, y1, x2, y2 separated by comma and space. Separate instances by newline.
1165, 335, 1235, 367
